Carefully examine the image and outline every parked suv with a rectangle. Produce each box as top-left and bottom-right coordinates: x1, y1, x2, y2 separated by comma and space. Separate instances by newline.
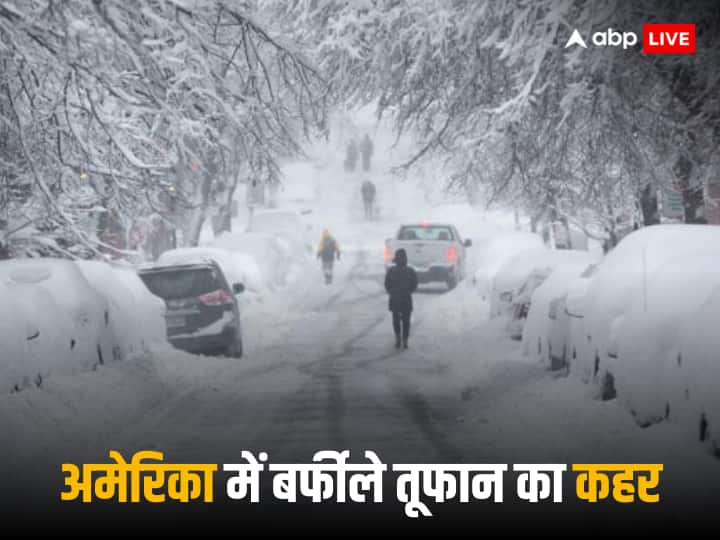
138, 261, 244, 357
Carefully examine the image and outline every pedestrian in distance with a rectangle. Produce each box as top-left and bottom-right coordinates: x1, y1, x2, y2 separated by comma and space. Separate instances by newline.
360, 133, 374, 172
384, 248, 418, 349
361, 180, 376, 220
344, 139, 358, 172
317, 229, 341, 284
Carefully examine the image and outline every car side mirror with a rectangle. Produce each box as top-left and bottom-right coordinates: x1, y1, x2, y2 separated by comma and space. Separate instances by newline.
463, 239, 472, 247
564, 294, 586, 318
232, 283, 245, 294
26, 328, 40, 341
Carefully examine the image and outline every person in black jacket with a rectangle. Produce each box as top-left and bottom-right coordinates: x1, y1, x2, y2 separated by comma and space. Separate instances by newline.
384, 248, 418, 349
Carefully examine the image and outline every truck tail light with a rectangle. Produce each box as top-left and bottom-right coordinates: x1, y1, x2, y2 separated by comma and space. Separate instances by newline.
384, 244, 393, 265
447, 245, 458, 263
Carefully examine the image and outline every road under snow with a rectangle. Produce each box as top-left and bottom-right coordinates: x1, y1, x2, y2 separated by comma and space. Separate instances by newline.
2, 219, 720, 534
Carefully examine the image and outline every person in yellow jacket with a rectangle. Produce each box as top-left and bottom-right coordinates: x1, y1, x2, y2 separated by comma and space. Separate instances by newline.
317, 229, 341, 284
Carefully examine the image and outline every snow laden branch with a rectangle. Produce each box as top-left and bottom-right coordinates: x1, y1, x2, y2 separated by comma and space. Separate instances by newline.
0, 0, 327, 257
268, 0, 720, 234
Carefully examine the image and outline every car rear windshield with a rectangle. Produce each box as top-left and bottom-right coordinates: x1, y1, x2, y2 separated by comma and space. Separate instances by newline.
140, 267, 222, 300
398, 226, 455, 241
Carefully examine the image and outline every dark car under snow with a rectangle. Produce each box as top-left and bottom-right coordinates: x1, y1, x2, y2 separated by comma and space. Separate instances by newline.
138, 261, 244, 358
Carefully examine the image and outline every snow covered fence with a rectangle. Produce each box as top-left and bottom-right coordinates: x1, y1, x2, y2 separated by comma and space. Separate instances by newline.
0, 258, 165, 393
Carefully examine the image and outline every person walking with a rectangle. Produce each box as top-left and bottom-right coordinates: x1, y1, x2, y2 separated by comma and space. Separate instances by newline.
384, 248, 418, 349
317, 229, 341, 284
361, 180, 376, 219
344, 139, 358, 172
360, 133, 374, 172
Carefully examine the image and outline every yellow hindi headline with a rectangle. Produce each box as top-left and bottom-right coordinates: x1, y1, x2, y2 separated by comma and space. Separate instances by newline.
60, 451, 663, 517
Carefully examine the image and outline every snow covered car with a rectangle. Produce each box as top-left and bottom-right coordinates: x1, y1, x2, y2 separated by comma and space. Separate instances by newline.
520, 261, 597, 370
158, 246, 262, 295
562, 269, 598, 382
249, 208, 313, 258
575, 225, 720, 400
385, 223, 472, 289
489, 248, 597, 319
76, 261, 165, 361
472, 231, 544, 301
0, 279, 38, 392
138, 260, 245, 358
677, 285, 720, 452
0, 258, 109, 390
277, 162, 319, 215
611, 253, 720, 428
210, 232, 287, 290
506, 267, 553, 340
540, 220, 590, 251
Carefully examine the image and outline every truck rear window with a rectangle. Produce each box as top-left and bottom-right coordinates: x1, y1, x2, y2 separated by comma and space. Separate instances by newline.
398, 226, 455, 241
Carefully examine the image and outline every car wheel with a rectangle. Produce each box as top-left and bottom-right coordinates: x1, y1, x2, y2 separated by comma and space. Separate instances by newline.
227, 336, 243, 359
447, 276, 458, 290
600, 371, 616, 401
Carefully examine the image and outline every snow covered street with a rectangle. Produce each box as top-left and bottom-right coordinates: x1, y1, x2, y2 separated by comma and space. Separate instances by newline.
2, 2, 720, 535
3, 215, 720, 533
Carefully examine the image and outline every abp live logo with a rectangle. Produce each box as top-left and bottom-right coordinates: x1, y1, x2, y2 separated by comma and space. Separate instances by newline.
643, 24, 695, 54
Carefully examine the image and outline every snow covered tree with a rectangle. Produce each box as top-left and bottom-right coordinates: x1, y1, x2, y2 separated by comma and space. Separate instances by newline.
268, 0, 720, 234
0, 0, 327, 257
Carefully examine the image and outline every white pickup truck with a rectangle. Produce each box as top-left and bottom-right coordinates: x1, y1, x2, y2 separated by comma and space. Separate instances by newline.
384, 223, 472, 289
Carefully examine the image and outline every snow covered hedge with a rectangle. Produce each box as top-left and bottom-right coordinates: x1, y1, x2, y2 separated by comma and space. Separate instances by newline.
0, 258, 165, 393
